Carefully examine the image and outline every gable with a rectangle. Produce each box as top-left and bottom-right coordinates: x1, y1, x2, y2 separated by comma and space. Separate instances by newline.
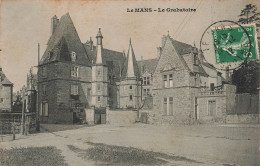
155, 37, 186, 74
40, 13, 91, 66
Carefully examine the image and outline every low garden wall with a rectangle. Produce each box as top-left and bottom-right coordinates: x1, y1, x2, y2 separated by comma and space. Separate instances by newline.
226, 114, 259, 124
106, 109, 138, 125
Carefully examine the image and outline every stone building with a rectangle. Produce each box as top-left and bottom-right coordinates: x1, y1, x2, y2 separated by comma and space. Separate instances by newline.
38, 13, 141, 123
0, 67, 13, 112
38, 13, 236, 124
149, 34, 236, 124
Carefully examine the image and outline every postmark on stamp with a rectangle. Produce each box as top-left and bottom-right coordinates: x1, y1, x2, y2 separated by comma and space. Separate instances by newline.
212, 23, 259, 64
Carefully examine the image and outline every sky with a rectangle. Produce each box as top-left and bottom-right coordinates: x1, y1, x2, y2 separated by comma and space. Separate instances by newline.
0, 0, 259, 92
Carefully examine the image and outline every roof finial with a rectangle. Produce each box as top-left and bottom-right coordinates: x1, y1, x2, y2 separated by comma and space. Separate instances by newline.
130, 37, 132, 44
193, 41, 196, 47
167, 30, 170, 36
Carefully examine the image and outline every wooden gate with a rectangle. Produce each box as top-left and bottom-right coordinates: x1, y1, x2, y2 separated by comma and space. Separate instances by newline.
94, 107, 106, 124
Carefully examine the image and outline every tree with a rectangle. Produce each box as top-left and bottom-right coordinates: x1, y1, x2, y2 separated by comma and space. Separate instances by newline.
231, 4, 260, 94
238, 4, 260, 25
232, 61, 259, 94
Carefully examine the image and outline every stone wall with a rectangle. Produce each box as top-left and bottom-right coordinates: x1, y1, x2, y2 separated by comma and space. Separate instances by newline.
85, 108, 95, 125
151, 87, 194, 125
196, 84, 236, 123
118, 79, 141, 109
0, 85, 13, 111
226, 114, 259, 124
92, 65, 108, 107
38, 62, 92, 124
197, 96, 226, 123
106, 109, 138, 125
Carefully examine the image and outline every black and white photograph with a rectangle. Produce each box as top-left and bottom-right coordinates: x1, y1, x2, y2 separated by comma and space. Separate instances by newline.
0, 0, 259, 165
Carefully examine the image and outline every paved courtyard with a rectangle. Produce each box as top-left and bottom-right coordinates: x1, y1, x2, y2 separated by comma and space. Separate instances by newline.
0, 123, 259, 166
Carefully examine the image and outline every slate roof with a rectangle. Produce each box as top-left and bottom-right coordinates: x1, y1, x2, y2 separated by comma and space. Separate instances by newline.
84, 44, 126, 80
170, 39, 193, 55
0, 69, 13, 85
168, 36, 209, 76
40, 13, 91, 66
137, 58, 158, 75
201, 62, 216, 70
121, 41, 140, 78
1, 77, 13, 85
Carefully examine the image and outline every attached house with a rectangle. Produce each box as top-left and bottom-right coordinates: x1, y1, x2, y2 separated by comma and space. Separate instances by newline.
0, 67, 13, 112
149, 34, 236, 124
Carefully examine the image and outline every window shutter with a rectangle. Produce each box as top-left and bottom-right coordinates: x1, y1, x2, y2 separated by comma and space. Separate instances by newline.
45, 103, 48, 116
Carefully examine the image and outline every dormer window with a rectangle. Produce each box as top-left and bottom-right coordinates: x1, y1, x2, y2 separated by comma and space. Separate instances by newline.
71, 51, 76, 62
48, 51, 53, 60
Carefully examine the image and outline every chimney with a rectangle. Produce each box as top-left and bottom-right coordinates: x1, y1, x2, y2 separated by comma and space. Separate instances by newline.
157, 47, 162, 59
161, 35, 167, 48
90, 37, 93, 51
51, 15, 59, 35
198, 49, 204, 63
225, 66, 230, 82
140, 56, 143, 74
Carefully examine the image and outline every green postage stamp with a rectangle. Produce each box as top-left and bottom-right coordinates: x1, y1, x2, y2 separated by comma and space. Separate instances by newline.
212, 23, 259, 64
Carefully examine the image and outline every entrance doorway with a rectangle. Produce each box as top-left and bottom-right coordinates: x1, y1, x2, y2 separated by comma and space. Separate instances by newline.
208, 100, 216, 117
94, 107, 106, 124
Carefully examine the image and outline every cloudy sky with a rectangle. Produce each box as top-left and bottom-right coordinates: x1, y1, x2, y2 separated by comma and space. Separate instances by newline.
0, 0, 258, 91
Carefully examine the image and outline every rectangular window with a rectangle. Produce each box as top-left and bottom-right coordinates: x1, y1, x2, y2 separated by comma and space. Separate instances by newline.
71, 85, 79, 95
109, 76, 112, 84
169, 97, 173, 115
163, 74, 173, 88
144, 89, 147, 97
147, 77, 150, 85
169, 74, 173, 87
147, 89, 150, 96
163, 97, 167, 115
210, 83, 214, 91
130, 85, 132, 90
42, 66, 47, 78
87, 88, 91, 99
42, 102, 48, 117
143, 77, 147, 85
164, 75, 168, 88
43, 84, 47, 95
97, 84, 101, 91
129, 95, 133, 101
163, 97, 173, 115
98, 96, 101, 102
71, 66, 79, 78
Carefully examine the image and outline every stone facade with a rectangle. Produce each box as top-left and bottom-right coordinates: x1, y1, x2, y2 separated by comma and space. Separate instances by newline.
38, 13, 141, 124
38, 13, 237, 124
0, 68, 13, 112
148, 34, 235, 124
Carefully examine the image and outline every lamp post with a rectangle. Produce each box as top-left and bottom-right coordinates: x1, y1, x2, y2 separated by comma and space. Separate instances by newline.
21, 87, 25, 135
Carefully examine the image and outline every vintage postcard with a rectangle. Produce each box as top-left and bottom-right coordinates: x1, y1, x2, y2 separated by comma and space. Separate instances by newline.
0, 0, 259, 166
